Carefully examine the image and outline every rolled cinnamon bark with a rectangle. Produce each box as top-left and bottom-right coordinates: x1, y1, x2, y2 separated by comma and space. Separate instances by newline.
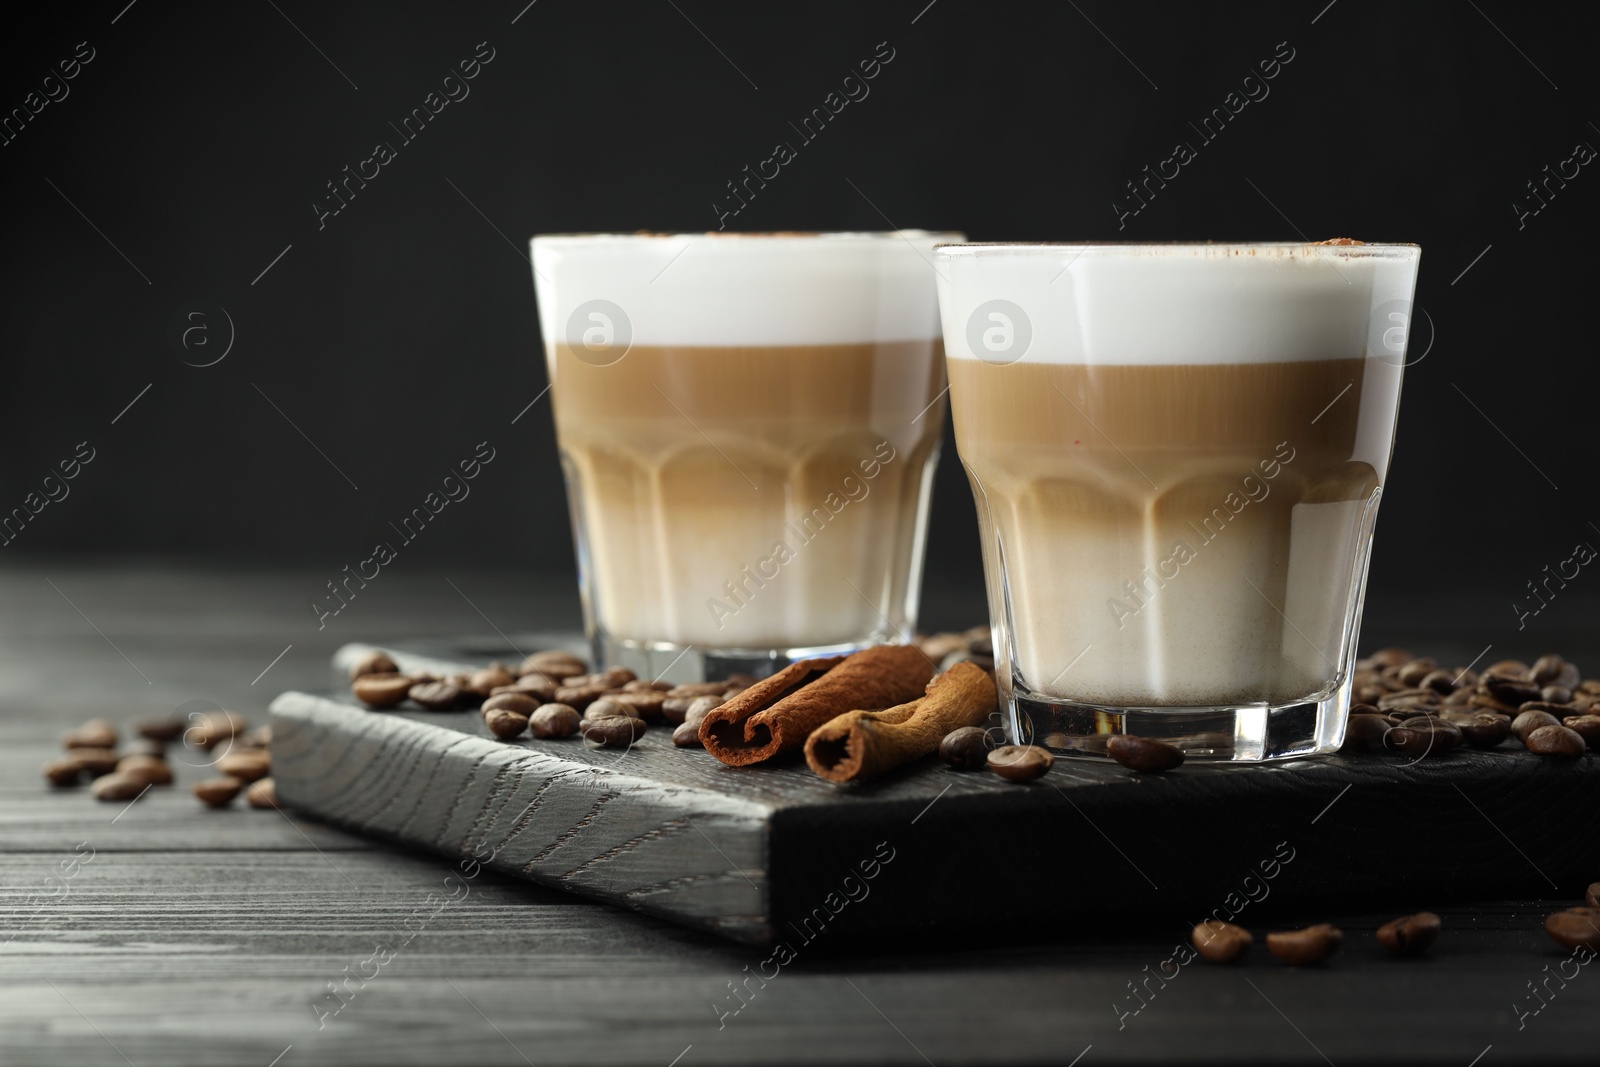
698, 645, 934, 767
803, 662, 997, 783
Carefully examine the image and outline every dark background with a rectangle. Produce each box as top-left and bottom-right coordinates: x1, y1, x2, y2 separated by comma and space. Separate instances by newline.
2, 0, 1595, 653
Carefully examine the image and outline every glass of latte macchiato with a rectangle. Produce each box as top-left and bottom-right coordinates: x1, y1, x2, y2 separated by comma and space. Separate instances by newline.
934, 241, 1422, 761
531, 232, 958, 682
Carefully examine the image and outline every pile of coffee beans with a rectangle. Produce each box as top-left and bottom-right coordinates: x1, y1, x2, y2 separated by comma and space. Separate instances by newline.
43, 712, 279, 810
916, 628, 995, 678
1342, 649, 1599, 759
350, 648, 753, 752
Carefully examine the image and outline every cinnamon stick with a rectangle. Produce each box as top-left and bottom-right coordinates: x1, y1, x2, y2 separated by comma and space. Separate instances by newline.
803, 662, 996, 783
698, 645, 934, 767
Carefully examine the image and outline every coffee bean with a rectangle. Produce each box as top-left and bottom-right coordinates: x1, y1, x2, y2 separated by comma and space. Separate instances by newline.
43, 759, 84, 787
245, 778, 281, 809
193, 777, 243, 808
939, 726, 990, 770
584, 698, 638, 722
126, 739, 168, 759
582, 716, 647, 749
1531, 655, 1581, 690
1482, 673, 1542, 706
1354, 683, 1386, 705
62, 719, 118, 750
987, 745, 1053, 782
216, 749, 271, 782
661, 696, 697, 723
1107, 735, 1184, 772
192, 710, 249, 749
91, 773, 147, 801
1342, 714, 1394, 753
116, 755, 173, 787
666, 682, 731, 699
1398, 661, 1436, 687
1541, 686, 1574, 705
133, 716, 186, 743
917, 632, 969, 662
608, 690, 667, 720
966, 632, 994, 657
554, 683, 608, 711
1384, 718, 1463, 755
1485, 659, 1530, 679
1349, 702, 1380, 716
1266, 923, 1342, 965
482, 692, 539, 717
72, 748, 121, 776
1468, 693, 1519, 715
409, 680, 465, 711
940, 649, 995, 675
519, 651, 587, 681
1586, 882, 1600, 909
1581, 680, 1600, 697
1192, 920, 1252, 963
1376, 912, 1440, 955
1419, 670, 1459, 695
468, 666, 516, 698
530, 703, 580, 739
1378, 689, 1440, 713
236, 727, 272, 749
1525, 724, 1586, 757
1442, 689, 1474, 707
1561, 716, 1600, 746
348, 649, 399, 681
1544, 907, 1600, 951
511, 676, 559, 703
485, 708, 529, 740
1453, 712, 1511, 748
354, 674, 413, 709
1364, 647, 1414, 670
682, 696, 722, 730
672, 721, 704, 747
1511, 709, 1563, 743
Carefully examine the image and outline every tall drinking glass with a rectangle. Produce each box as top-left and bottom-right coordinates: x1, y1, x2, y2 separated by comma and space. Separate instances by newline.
532, 232, 958, 682
934, 242, 1422, 760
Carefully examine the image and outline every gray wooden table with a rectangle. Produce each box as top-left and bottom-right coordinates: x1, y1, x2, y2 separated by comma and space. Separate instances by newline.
2, 564, 1594, 1066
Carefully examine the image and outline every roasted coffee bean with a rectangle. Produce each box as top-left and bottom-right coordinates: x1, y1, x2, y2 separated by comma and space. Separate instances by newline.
608, 690, 667, 720
1398, 661, 1436, 687
348, 649, 399, 681
91, 773, 147, 801
43, 759, 84, 787
1524, 724, 1586, 756
62, 719, 118, 750
584, 698, 636, 722
1442, 689, 1475, 707
193, 711, 249, 749
554, 683, 608, 710
1453, 712, 1512, 748
1349, 703, 1380, 716
1469, 693, 1519, 715
966, 632, 994, 657
1482, 673, 1542, 706
354, 674, 413, 709
1418, 670, 1459, 695
1107, 735, 1184, 772
193, 777, 243, 808
518, 650, 587, 678
1384, 718, 1463, 755
672, 721, 704, 747
620, 678, 671, 693
216, 749, 271, 782
1342, 714, 1395, 754
468, 666, 516, 698
1540, 686, 1573, 705
1562, 716, 1600, 746
987, 745, 1053, 782
1266, 923, 1343, 965
682, 696, 722, 730
72, 748, 121, 776
409, 680, 465, 711
1485, 659, 1530, 679
133, 716, 186, 743
1365, 648, 1414, 670
940, 649, 995, 675
485, 708, 530, 740
1544, 907, 1600, 950
1377, 912, 1440, 955
245, 778, 281, 809
917, 632, 970, 662
939, 726, 990, 770
117, 755, 173, 787
1581, 679, 1600, 697
1512, 709, 1563, 743
1452, 668, 1480, 689
237, 727, 272, 749
663, 682, 726, 699
1354, 683, 1387, 705
1192, 920, 1252, 963
1586, 882, 1600, 909
1531, 655, 1581, 690
582, 716, 647, 748
530, 703, 581, 739
125, 739, 167, 759
482, 692, 539, 717
661, 696, 696, 723
1378, 689, 1440, 713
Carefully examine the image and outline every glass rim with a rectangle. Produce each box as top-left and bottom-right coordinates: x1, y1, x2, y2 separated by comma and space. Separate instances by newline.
532, 229, 961, 247
933, 240, 1419, 258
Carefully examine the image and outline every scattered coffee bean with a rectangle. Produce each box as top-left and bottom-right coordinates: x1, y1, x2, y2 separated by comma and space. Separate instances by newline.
1376, 912, 1440, 955
1586, 883, 1600, 909
987, 745, 1052, 782
1485, 659, 1530, 679
1581, 680, 1600, 696
1266, 923, 1343, 965
190, 711, 249, 749
608, 690, 667, 720
939, 726, 990, 770
1397, 661, 1436, 687
126, 738, 168, 759
409, 680, 464, 711
1107, 735, 1185, 772
672, 721, 704, 747
1561, 716, 1600, 746
1364, 648, 1413, 670
116, 755, 173, 787
72, 748, 121, 776
530, 703, 581, 739
682, 696, 722, 730
482, 692, 539, 717
1383, 718, 1463, 755
1342, 714, 1394, 754
1419, 670, 1458, 695
1531, 655, 1581, 690
1482, 672, 1542, 706
1511, 709, 1562, 743
1453, 712, 1512, 748
193, 777, 243, 808
1524, 724, 1586, 757
519, 651, 587, 681
485, 708, 530, 740
554, 683, 608, 710
236, 727, 271, 749
582, 716, 647, 748
1192, 920, 1252, 963
468, 666, 516, 697
43, 759, 84, 787
245, 778, 281, 809
511, 676, 559, 702
1544, 907, 1600, 951
133, 716, 186, 743
91, 773, 146, 801
1541, 686, 1574, 705
917, 632, 970, 662
62, 719, 118, 750
665, 682, 728, 698
216, 749, 272, 782
584, 698, 636, 722
348, 650, 399, 681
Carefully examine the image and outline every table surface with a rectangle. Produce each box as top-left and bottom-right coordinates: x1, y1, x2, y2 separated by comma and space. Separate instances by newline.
2, 562, 1595, 1066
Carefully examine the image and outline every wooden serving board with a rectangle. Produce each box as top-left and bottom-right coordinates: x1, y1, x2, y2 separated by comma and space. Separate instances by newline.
268, 640, 1600, 946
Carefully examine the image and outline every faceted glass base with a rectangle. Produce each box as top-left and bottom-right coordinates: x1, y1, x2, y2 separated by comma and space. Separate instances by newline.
592, 627, 889, 686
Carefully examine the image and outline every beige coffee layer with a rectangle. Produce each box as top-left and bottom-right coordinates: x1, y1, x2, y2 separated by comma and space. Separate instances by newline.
950, 357, 1394, 705
551, 342, 945, 648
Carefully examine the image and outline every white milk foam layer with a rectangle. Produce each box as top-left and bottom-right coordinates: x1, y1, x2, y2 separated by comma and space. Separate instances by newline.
936, 243, 1421, 365
532, 232, 957, 347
